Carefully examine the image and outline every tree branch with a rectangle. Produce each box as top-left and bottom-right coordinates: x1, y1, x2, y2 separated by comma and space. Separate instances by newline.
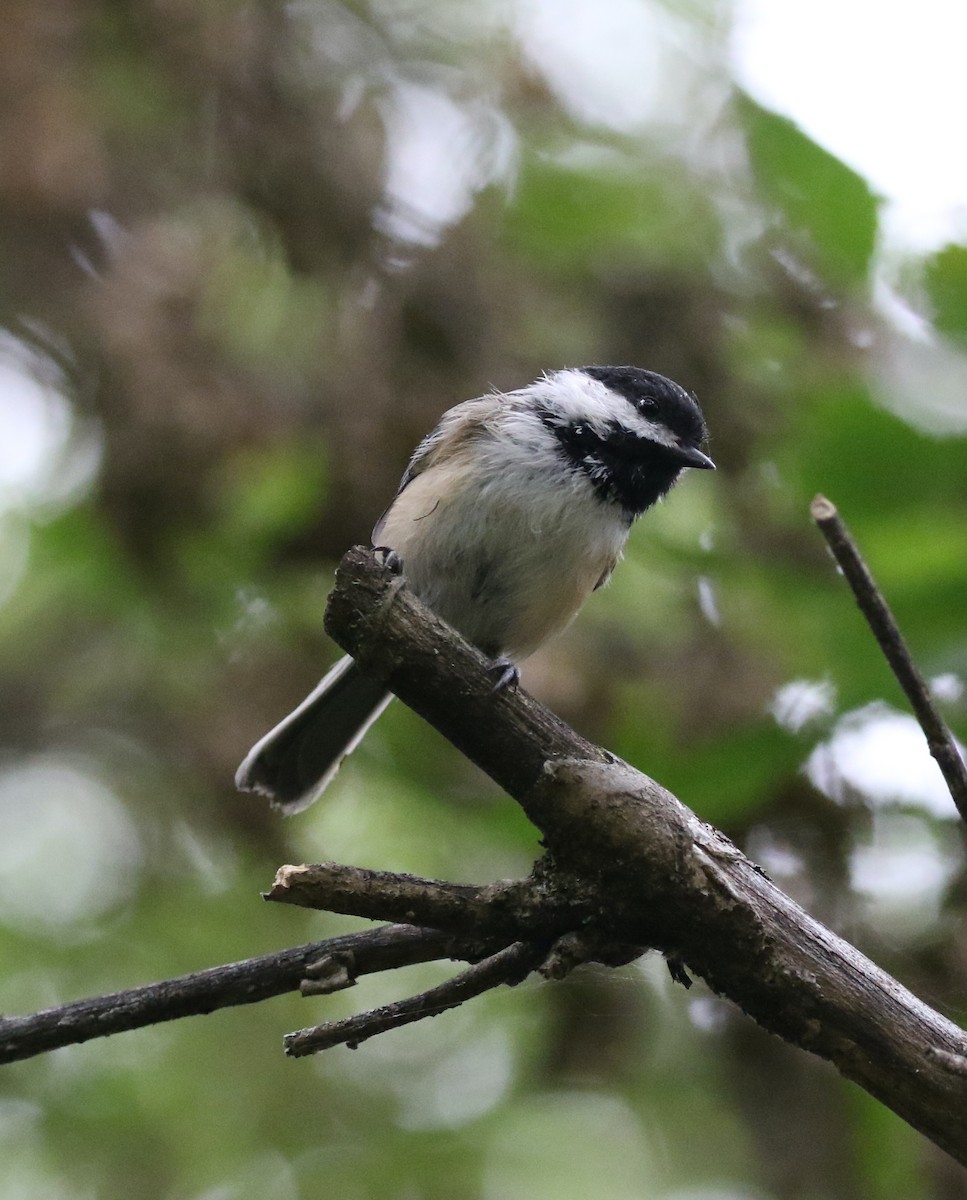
321, 544, 967, 1166
811, 493, 967, 820
5, 541, 967, 1165
264, 862, 584, 939
0, 925, 499, 1065
284, 940, 542, 1057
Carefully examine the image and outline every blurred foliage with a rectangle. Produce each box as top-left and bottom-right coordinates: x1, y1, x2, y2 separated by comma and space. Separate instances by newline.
925, 244, 967, 346
738, 94, 880, 287
1, 1, 966, 1197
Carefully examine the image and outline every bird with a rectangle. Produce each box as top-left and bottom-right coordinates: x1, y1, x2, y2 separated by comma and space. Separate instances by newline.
236, 365, 714, 813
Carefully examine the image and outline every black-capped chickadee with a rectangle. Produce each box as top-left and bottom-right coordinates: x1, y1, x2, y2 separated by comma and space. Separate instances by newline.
236, 365, 714, 813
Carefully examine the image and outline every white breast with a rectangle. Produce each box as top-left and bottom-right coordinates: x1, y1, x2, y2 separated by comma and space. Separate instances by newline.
375, 425, 631, 659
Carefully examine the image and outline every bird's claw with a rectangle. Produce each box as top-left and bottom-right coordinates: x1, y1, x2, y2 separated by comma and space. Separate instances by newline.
487, 657, 520, 693
665, 956, 692, 989
374, 546, 403, 574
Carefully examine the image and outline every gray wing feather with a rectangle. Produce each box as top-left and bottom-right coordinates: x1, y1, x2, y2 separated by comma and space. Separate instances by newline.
371, 398, 491, 544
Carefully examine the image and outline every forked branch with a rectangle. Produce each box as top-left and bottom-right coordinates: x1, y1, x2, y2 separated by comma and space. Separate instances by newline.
316, 544, 967, 1165
0, 926, 487, 1065
2, 539, 967, 1168
284, 940, 543, 1056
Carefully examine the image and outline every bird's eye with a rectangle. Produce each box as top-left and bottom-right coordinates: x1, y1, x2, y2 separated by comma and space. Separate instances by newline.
637, 396, 658, 414
573, 424, 586, 437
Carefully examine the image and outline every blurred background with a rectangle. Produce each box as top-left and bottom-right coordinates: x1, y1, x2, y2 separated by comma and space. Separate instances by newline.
1, 0, 966, 1196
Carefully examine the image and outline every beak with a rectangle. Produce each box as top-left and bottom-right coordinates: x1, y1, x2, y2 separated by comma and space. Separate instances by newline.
670, 443, 716, 470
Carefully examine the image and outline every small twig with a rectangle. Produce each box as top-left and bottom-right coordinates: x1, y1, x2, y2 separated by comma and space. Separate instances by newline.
0, 926, 492, 1066
812, 494, 967, 822
265, 862, 576, 939
284, 940, 542, 1057
266, 863, 491, 924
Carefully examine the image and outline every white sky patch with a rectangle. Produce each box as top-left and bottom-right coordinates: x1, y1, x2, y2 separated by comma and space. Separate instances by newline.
513, 0, 671, 132
869, 329, 967, 434
931, 673, 964, 704
375, 79, 516, 246
770, 678, 836, 733
744, 828, 805, 882
0, 757, 142, 937
0, 346, 70, 500
850, 812, 961, 935
807, 702, 960, 817
732, 0, 967, 252
0, 332, 100, 517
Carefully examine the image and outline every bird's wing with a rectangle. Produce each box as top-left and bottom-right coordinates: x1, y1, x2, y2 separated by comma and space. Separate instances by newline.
371, 397, 494, 544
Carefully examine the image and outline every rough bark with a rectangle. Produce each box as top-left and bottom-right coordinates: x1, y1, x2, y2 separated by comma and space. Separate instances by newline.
3, 545, 966, 1167
319, 546, 967, 1165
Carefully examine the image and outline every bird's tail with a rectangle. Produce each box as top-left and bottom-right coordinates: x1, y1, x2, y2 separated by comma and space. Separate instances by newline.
235, 656, 391, 814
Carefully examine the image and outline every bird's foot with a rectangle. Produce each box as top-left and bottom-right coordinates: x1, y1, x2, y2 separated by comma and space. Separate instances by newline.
487, 656, 520, 693
374, 546, 403, 574
665, 956, 693, 989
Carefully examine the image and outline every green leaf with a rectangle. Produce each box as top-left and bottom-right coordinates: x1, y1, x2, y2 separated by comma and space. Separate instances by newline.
503, 150, 720, 272
923, 243, 967, 342
738, 93, 879, 287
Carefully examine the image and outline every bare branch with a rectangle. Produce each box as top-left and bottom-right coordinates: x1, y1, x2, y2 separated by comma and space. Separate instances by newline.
322, 545, 967, 1166
811, 493, 967, 820
0, 925, 494, 1066
7, 541, 967, 1165
284, 940, 542, 1057
265, 862, 579, 939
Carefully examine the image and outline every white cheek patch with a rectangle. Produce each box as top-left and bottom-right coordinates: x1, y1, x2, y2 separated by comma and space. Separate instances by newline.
539, 369, 682, 449
537, 369, 619, 427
